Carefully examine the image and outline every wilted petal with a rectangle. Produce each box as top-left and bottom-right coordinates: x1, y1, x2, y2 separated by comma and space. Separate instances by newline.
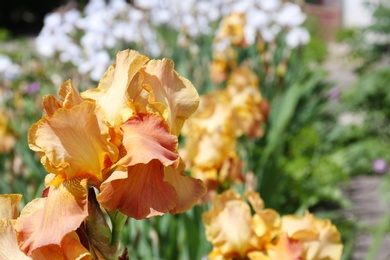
164, 160, 206, 214
15, 179, 88, 255
0, 219, 31, 260
98, 161, 178, 219
31, 232, 91, 260
141, 58, 199, 135
116, 113, 179, 167
28, 102, 118, 181
81, 49, 149, 126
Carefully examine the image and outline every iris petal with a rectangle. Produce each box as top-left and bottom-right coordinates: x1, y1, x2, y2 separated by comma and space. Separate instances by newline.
98, 161, 178, 220
116, 113, 179, 167
15, 179, 88, 255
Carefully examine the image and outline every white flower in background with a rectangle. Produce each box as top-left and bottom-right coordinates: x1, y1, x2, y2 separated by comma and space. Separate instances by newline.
286, 26, 311, 48
35, 0, 310, 81
0, 55, 21, 80
259, 0, 281, 12
338, 112, 365, 126
275, 2, 306, 27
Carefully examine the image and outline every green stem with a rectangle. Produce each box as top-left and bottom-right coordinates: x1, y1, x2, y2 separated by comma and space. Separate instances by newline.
108, 210, 128, 246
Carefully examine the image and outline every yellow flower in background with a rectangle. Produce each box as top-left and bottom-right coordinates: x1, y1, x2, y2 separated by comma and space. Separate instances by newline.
202, 189, 281, 259
0, 109, 16, 153
281, 211, 343, 260
215, 12, 247, 47
203, 189, 343, 260
181, 65, 268, 198
226, 66, 268, 138
18, 49, 206, 257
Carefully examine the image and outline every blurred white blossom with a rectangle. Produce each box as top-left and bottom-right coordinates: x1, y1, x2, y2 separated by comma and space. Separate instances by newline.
0, 55, 21, 80
35, 0, 310, 81
286, 26, 311, 48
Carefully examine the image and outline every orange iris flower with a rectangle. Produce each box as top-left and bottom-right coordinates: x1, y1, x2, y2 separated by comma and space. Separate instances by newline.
203, 189, 343, 260
16, 49, 206, 256
0, 194, 90, 259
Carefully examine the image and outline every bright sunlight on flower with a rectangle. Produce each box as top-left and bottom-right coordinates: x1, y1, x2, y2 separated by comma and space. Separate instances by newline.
15, 49, 206, 258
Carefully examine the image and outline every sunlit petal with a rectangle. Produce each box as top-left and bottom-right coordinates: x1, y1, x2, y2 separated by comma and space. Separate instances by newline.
28, 102, 118, 181
141, 58, 199, 135
15, 179, 88, 255
116, 113, 179, 167
98, 161, 178, 219
81, 49, 150, 126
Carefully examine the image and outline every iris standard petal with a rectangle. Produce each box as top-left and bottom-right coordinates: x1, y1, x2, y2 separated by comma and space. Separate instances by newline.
81, 49, 150, 126
141, 58, 199, 135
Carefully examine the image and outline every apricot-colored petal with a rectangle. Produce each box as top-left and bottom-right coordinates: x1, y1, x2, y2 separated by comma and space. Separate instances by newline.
31, 231, 91, 260
98, 160, 177, 219
116, 113, 179, 167
164, 160, 206, 214
59, 80, 84, 108
41, 95, 62, 117
0, 194, 22, 219
0, 219, 31, 259
15, 179, 88, 255
202, 189, 260, 257
245, 189, 265, 213
267, 233, 303, 260
28, 101, 118, 181
81, 49, 149, 126
141, 58, 199, 135
253, 209, 281, 242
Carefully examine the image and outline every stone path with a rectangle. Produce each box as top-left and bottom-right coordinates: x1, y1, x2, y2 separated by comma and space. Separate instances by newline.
323, 42, 390, 260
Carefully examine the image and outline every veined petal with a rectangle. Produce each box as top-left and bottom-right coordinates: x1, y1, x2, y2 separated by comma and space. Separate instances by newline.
0, 219, 31, 260
116, 113, 179, 167
164, 160, 206, 214
15, 179, 88, 255
28, 101, 118, 181
98, 161, 178, 220
81, 49, 150, 126
0, 194, 22, 219
31, 232, 91, 260
141, 58, 199, 135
